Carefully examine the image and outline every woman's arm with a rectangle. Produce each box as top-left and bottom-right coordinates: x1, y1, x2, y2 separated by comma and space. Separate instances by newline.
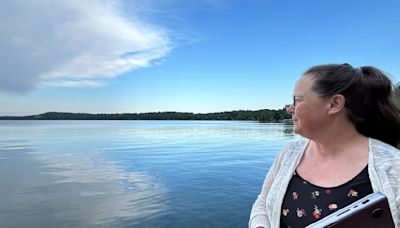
249, 152, 283, 228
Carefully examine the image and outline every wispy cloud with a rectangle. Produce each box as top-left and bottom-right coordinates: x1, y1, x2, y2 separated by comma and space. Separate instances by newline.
0, 0, 172, 93
38, 80, 107, 89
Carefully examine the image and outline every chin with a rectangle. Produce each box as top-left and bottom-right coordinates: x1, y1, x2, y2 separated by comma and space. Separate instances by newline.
293, 126, 303, 136
294, 129, 310, 139
292, 124, 299, 133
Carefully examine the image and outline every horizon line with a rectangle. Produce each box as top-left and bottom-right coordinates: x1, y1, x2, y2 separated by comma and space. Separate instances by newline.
0, 108, 288, 117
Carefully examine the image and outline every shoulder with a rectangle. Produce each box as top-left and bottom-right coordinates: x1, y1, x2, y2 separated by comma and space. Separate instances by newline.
369, 138, 400, 177
370, 138, 400, 161
277, 138, 308, 161
283, 138, 309, 152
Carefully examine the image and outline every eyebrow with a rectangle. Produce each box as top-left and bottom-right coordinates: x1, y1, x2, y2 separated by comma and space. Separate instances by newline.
293, 92, 308, 97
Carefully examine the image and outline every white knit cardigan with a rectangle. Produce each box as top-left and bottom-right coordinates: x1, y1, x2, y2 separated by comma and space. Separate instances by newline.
249, 138, 400, 228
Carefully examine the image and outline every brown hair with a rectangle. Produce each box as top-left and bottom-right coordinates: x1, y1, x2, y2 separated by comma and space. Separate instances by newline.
304, 63, 400, 148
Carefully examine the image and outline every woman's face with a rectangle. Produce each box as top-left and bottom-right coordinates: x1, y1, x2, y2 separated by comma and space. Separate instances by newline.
287, 75, 329, 138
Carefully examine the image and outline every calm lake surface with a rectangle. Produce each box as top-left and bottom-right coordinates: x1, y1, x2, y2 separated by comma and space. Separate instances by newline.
0, 120, 297, 228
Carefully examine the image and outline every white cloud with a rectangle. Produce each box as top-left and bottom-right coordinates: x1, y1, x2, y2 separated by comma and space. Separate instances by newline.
0, 0, 172, 93
38, 80, 107, 89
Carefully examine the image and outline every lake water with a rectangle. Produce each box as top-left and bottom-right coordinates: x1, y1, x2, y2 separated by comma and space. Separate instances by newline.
0, 120, 297, 228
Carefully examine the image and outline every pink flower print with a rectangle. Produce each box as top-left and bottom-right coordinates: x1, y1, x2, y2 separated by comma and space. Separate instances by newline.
293, 192, 299, 200
312, 205, 322, 219
311, 191, 320, 199
325, 189, 332, 194
282, 209, 289, 216
347, 189, 359, 198
296, 208, 307, 218
328, 203, 338, 210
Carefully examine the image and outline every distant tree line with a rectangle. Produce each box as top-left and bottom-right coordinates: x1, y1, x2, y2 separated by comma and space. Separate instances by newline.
2, 83, 398, 122
0, 108, 291, 122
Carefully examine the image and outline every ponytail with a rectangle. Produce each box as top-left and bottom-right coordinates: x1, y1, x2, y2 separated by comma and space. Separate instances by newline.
305, 64, 400, 148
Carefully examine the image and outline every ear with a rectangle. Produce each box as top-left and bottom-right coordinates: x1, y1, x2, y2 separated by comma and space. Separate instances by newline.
327, 94, 345, 115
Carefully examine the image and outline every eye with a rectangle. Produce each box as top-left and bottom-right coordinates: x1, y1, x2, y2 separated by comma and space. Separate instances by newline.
293, 97, 302, 105
293, 95, 306, 106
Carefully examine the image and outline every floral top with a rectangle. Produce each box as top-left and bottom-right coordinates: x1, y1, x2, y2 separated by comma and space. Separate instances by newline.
249, 138, 400, 228
280, 166, 373, 228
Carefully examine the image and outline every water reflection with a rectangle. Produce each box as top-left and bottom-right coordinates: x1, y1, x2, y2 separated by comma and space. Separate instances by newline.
283, 124, 294, 135
0, 121, 298, 228
119, 121, 296, 141
0, 142, 168, 228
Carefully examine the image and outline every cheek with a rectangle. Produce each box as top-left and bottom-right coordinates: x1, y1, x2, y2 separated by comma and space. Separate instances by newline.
294, 105, 308, 117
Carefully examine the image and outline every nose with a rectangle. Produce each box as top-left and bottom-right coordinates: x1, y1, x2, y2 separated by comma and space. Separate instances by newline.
286, 104, 294, 114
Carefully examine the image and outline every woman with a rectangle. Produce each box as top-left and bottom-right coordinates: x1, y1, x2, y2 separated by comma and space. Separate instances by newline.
249, 64, 400, 228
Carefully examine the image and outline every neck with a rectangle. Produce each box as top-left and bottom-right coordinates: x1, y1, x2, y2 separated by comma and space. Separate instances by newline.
307, 119, 368, 158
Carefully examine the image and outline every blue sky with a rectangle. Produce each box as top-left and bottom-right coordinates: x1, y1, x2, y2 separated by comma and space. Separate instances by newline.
1, 0, 400, 116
